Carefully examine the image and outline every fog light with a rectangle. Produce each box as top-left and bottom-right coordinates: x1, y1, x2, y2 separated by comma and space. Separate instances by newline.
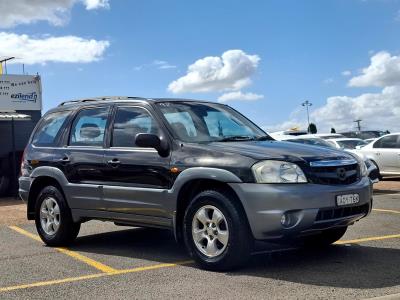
281, 213, 291, 227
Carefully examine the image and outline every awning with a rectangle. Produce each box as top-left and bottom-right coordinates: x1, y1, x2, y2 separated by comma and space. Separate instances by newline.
0, 112, 31, 120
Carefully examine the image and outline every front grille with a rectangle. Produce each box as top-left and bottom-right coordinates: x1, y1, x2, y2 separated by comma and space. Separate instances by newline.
316, 203, 369, 221
308, 163, 360, 185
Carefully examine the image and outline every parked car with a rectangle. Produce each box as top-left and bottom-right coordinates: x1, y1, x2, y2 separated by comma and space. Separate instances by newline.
355, 133, 400, 178
363, 138, 376, 145
328, 138, 368, 150
19, 97, 373, 270
313, 133, 345, 140
340, 130, 387, 140
271, 135, 379, 183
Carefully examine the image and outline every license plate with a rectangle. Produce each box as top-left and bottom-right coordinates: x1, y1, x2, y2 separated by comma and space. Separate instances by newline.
336, 194, 360, 206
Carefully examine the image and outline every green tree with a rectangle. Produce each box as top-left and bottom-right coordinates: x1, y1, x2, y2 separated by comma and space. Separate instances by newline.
308, 123, 317, 134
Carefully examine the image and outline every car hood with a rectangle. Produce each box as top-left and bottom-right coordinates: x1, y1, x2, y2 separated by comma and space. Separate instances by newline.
207, 140, 355, 163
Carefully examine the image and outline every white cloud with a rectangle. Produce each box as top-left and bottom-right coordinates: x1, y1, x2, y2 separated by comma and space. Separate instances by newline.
168, 49, 260, 94
84, 0, 109, 10
0, 32, 110, 65
152, 60, 176, 69
266, 86, 400, 133
348, 51, 400, 87
134, 60, 176, 71
341, 70, 351, 77
218, 91, 264, 103
0, 0, 109, 28
311, 86, 400, 132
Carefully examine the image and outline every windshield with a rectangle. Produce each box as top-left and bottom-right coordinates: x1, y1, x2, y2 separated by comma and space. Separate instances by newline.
156, 102, 270, 142
336, 139, 367, 149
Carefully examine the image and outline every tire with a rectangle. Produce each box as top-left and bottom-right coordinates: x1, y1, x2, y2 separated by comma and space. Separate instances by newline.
370, 160, 383, 180
303, 226, 347, 247
35, 185, 80, 246
183, 189, 252, 271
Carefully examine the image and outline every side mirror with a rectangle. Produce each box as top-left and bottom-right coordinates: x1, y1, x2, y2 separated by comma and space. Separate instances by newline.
135, 133, 170, 157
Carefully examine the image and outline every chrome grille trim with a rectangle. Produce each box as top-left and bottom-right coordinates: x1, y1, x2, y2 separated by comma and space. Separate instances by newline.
309, 159, 358, 167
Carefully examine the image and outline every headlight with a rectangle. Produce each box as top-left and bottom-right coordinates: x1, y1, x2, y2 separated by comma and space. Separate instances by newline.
348, 153, 368, 177
252, 160, 307, 183
359, 159, 368, 177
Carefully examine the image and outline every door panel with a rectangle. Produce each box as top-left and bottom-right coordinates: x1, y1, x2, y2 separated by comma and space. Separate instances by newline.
61, 106, 110, 210
371, 135, 400, 173
102, 106, 172, 217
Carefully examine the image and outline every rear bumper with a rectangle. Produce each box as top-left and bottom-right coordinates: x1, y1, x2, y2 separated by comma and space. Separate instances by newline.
229, 177, 373, 240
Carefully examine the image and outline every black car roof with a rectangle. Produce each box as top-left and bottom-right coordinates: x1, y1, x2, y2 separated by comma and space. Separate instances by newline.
56, 96, 218, 108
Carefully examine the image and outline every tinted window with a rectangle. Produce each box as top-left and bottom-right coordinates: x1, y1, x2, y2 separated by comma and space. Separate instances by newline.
336, 140, 367, 149
163, 111, 197, 139
157, 102, 267, 142
112, 107, 159, 147
69, 107, 109, 146
32, 111, 70, 147
373, 135, 399, 149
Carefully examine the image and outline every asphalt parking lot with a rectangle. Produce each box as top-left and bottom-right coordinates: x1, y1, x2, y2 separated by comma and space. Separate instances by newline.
0, 190, 399, 299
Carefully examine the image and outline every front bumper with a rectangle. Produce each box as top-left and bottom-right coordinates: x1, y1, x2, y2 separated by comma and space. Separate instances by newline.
229, 176, 373, 240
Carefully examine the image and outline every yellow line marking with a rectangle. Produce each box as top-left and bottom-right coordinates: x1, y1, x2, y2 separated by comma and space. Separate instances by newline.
335, 233, 400, 245
8, 226, 117, 274
372, 208, 400, 215
0, 260, 193, 293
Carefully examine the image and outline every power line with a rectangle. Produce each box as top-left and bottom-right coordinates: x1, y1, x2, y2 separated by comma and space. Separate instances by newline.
354, 119, 362, 131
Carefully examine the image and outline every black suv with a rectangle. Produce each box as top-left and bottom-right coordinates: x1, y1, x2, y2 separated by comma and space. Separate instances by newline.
19, 97, 372, 270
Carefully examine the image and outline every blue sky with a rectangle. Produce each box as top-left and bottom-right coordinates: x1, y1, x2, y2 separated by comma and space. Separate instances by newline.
2, 0, 400, 132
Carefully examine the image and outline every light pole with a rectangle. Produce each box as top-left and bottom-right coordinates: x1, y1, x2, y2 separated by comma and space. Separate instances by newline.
302, 100, 312, 132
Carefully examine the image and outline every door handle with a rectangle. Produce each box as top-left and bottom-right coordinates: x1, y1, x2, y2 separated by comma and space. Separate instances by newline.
58, 156, 70, 164
107, 158, 121, 167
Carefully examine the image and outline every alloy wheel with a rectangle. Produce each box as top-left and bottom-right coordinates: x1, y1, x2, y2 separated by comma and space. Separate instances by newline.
192, 205, 229, 258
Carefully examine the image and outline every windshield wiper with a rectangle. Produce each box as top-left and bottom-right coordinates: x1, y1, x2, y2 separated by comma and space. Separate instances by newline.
255, 135, 274, 141
218, 135, 255, 142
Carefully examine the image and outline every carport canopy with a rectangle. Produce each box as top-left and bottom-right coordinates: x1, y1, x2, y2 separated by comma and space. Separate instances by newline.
0, 112, 31, 121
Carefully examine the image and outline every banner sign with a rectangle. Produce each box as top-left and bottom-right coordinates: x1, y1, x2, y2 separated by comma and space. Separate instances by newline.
0, 75, 42, 111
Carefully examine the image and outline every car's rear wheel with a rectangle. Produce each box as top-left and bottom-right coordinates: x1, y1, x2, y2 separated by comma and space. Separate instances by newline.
35, 186, 80, 246
183, 189, 252, 271
303, 226, 347, 247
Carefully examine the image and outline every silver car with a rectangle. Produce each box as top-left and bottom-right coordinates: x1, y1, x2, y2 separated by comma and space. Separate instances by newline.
356, 133, 400, 177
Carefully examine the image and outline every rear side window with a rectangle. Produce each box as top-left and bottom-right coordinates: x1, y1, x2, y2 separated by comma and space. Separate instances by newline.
69, 107, 109, 147
373, 135, 399, 149
32, 111, 70, 147
112, 106, 159, 147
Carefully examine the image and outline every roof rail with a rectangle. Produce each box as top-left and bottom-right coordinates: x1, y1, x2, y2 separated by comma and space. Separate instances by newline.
58, 96, 146, 107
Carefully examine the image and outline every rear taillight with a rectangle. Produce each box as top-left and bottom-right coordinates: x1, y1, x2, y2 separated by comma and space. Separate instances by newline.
20, 148, 28, 177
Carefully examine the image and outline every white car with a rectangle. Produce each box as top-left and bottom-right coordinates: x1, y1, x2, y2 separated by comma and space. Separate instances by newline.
355, 133, 400, 177
328, 138, 368, 150
312, 133, 345, 140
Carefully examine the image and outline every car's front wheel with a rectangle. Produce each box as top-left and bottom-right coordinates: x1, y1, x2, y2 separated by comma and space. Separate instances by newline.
35, 185, 80, 246
183, 189, 252, 271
